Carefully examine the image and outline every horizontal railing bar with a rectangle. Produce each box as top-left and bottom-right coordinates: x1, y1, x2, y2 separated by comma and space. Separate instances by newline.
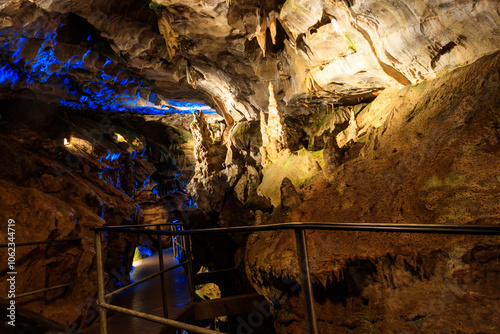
91, 222, 500, 236
0, 238, 82, 248
112, 223, 184, 229
15, 284, 70, 299
105, 262, 186, 299
100, 302, 223, 334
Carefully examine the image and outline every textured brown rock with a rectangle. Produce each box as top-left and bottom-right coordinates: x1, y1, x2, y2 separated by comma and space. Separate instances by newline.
280, 177, 301, 214
323, 136, 343, 178
0, 0, 500, 332
246, 52, 500, 333
0, 0, 499, 125
0, 102, 193, 327
186, 111, 228, 212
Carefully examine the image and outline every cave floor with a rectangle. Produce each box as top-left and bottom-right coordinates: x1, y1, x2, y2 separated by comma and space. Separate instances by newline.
82, 248, 191, 334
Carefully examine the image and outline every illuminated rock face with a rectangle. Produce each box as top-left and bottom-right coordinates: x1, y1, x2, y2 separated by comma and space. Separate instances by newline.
1, 0, 498, 122
0, 102, 195, 326
260, 83, 288, 164
0, 0, 500, 331
246, 51, 500, 334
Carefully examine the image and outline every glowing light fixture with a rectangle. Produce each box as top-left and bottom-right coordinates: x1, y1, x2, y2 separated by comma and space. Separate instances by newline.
114, 133, 127, 143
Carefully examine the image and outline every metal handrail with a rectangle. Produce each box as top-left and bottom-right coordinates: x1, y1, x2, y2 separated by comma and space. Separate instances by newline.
93, 222, 500, 334
111, 223, 183, 229
92, 222, 500, 236
0, 237, 82, 248
105, 262, 187, 299
15, 284, 70, 299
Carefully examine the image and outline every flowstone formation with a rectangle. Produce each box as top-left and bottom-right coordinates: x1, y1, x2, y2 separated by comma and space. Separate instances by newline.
1, 0, 499, 123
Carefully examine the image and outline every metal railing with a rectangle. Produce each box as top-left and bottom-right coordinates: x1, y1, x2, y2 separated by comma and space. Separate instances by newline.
0, 238, 81, 299
94, 223, 201, 333
170, 223, 186, 262
92, 222, 500, 334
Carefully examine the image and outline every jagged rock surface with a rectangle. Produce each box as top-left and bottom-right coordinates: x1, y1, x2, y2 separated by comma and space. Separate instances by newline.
0, 101, 193, 326
0, 0, 500, 332
1, 0, 499, 123
246, 51, 500, 334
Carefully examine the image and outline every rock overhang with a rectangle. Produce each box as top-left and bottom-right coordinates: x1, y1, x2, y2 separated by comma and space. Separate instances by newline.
0, 0, 499, 120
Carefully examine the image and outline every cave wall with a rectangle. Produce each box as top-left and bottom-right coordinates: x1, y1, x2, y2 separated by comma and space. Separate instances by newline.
0, 100, 195, 327
245, 51, 500, 333
0, 0, 499, 332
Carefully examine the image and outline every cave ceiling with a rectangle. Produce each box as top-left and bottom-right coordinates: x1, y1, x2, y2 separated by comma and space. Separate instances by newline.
0, 0, 499, 121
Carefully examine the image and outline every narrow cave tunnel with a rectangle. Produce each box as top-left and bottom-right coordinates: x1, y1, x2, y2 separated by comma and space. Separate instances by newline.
1, 1, 500, 334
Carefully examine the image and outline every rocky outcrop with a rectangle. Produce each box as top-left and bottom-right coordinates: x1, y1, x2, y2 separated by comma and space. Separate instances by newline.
186, 111, 228, 212
246, 51, 500, 333
279, 177, 301, 215
0, 0, 500, 332
3, 0, 498, 126
323, 136, 343, 178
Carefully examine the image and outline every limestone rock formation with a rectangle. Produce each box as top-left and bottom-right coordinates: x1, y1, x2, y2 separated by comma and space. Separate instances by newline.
280, 177, 301, 214
0, 0, 500, 332
0, 0, 499, 122
0, 101, 194, 326
246, 51, 500, 334
186, 111, 271, 223
323, 136, 343, 178
346, 109, 359, 143
260, 82, 289, 164
186, 111, 228, 212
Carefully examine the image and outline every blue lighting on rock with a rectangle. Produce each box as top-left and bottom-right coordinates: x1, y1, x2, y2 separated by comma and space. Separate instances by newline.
137, 246, 152, 258
104, 151, 122, 162
0, 30, 216, 115
0, 64, 21, 87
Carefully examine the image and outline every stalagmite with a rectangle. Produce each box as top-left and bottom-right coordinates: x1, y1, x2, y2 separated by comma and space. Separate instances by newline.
260, 82, 288, 165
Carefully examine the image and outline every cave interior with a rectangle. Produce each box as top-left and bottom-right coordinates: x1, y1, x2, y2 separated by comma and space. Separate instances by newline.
0, 0, 500, 333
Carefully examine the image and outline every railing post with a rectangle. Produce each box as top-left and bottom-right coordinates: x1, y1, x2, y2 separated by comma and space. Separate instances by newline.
294, 228, 319, 334
156, 225, 169, 318
171, 225, 177, 260
186, 234, 195, 302
95, 230, 108, 334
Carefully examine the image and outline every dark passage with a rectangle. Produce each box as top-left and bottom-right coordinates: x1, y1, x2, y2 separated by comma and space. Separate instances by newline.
82, 248, 191, 334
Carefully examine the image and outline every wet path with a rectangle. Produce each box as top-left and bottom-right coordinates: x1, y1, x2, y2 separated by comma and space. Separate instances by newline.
82, 248, 191, 334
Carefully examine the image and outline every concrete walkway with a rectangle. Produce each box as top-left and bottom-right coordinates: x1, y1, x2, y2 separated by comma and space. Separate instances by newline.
82, 248, 191, 334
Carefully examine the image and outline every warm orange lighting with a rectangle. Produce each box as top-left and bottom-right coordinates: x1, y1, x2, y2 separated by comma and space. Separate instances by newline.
114, 133, 127, 143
